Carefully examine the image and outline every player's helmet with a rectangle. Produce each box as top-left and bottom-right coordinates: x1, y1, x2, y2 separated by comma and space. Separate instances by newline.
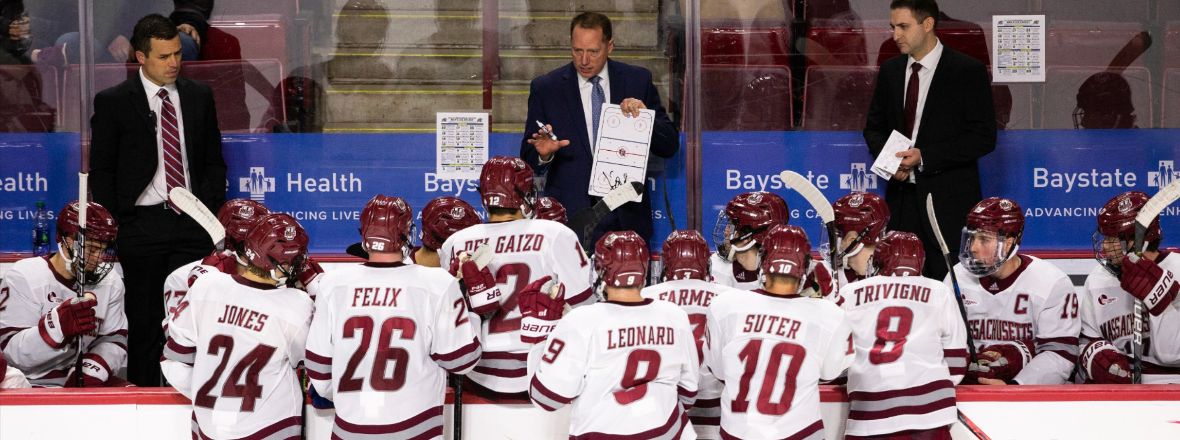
217, 199, 270, 254
56, 201, 119, 285
359, 195, 414, 255
420, 196, 480, 251
832, 192, 890, 260
713, 191, 789, 261
595, 231, 649, 288
661, 230, 710, 281
243, 213, 309, 286
479, 156, 536, 217
873, 231, 925, 277
959, 197, 1024, 277
1093, 191, 1160, 275
534, 196, 568, 224
759, 225, 811, 281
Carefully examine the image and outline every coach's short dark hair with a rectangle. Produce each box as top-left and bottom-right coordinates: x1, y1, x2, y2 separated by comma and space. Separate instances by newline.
132, 14, 179, 56
571, 12, 612, 42
890, 0, 940, 27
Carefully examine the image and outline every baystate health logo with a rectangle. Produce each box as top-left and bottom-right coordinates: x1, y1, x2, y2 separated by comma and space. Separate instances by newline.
240, 167, 276, 202
1148, 161, 1180, 188
839, 163, 878, 192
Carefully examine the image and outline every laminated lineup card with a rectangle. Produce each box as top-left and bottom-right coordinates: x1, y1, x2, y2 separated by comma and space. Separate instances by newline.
436, 112, 489, 180
993, 15, 1046, 83
588, 104, 653, 202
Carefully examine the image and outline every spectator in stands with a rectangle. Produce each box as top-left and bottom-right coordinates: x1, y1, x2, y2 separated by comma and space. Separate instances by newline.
89, 14, 225, 386
520, 11, 679, 246
40, 0, 210, 64
0, 0, 30, 64
863, 0, 995, 281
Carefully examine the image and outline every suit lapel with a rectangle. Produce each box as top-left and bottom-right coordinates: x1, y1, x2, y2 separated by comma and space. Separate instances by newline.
890, 59, 907, 127
126, 77, 157, 171
562, 64, 593, 156
918, 50, 953, 141
607, 59, 624, 105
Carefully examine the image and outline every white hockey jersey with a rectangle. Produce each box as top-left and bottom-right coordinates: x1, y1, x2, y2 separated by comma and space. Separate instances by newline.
439, 219, 595, 395
950, 255, 1081, 385
836, 274, 968, 436
704, 289, 852, 440
0, 256, 127, 387
642, 279, 740, 439
304, 262, 482, 439
527, 299, 699, 439
711, 253, 838, 300
161, 272, 313, 440
1080, 252, 1180, 383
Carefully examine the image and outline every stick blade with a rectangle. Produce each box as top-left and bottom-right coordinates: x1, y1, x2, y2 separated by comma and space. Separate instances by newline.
169, 187, 226, 249
1135, 178, 1180, 247
778, 170, 834, 224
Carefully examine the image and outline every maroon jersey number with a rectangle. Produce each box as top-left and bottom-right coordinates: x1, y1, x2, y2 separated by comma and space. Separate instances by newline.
732, 340, 806, 416
194, 335, 277, 412
614, 349, 661, 405
339, 316, 417, 392
869, 306, 914, 365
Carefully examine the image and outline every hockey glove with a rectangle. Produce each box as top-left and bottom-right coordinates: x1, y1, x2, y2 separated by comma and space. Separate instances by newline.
199, 250, 238, 276
290, 257, 325, 292
1120, 255, 1179, 316
973, 340, 1033, 382
39, 295, 98, 348
519, 276, 564, 343
803, 262, 836, 299
459, 258, 502, 315
65, 354, 110, 387
1080, 340, 1133, 384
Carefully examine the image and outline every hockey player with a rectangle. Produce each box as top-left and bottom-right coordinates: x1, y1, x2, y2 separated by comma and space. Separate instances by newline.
951, 197, 1080, 385
438, 155, 595, 403
0, 201, 128, 387
534, 196, 568, 224
829, 192, 891, 286
704, 224, 852, 439
837, 231, 968, 438
526, 231, 699, 439
0, 355, 31, 388
1080, 191, 1180, 384
304, 195, 482, 438
161, 213, 315, 439
162, 198, 269, 326
415, 196, 482, 267
641, 229, 741, 439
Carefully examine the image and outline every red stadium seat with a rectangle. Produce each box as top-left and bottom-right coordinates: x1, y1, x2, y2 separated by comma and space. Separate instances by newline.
62, 60, 286, 133
0, 65, 58, 132
1166, 22, 1180, 68
875, 20, 992, 66
803, 19, 891, 67
701, 65, 793, 131
702, 23, 792, 65
1045, 21, 1150, 68
801, 65, 876, 130
1040, 66, 1153, 129
1162, 68, 1180, 128
200, 16, 288, 68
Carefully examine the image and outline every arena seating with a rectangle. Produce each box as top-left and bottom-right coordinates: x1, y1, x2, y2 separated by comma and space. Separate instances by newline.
701, 64, 792, 131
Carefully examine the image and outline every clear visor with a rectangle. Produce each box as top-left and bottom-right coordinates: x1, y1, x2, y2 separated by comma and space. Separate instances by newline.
712, 210, 733, 261
958, 228, 1017, 277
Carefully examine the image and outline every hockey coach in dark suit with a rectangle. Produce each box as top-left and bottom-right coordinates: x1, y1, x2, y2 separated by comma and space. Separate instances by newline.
520, 12, 679, 246
90, 14, 225, 386
864, 0, 996, 280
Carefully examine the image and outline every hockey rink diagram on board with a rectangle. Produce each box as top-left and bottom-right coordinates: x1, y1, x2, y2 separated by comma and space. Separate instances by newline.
588, 104, 654, 201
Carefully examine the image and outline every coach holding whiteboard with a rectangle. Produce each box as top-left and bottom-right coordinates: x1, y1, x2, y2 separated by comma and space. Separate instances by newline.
520, 12, 679, 246
864, 0, 995, 280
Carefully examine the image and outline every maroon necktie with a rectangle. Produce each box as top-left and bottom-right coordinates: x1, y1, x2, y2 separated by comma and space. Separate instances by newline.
158, 88, 185, 213
904, 62, 922, 138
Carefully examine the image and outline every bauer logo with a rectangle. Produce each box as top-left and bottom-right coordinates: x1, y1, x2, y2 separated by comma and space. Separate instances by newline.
839, 163, 877, 192
239, 167, 276, 202
1148, 161, 1180, 188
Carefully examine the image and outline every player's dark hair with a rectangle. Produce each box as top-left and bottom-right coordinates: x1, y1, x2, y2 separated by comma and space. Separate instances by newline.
131, 13, 179, 56
488, 207, 519, 217
890, 0, 940, 28
571, 12, 612, 42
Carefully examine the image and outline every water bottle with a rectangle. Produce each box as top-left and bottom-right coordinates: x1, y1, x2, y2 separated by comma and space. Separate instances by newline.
32, 200, 51, 256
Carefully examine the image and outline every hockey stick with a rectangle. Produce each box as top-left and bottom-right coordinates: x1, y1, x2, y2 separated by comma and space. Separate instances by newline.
169, 187, 226, 250
926, 194, 978, 364
568, 181, 645, 253
1126, 178, 1180, 383
73, 173, 89, 387
778, 171, 838, 292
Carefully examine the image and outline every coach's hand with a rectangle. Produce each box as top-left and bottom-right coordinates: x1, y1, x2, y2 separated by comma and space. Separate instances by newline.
528, 123, 570, 161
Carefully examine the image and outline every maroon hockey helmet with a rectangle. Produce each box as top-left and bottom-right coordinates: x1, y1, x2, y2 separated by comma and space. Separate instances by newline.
714, 191, 789, 258
535, 196, 568, 224
420, 196, 481, 250
57, 200, 118, 244
359, 194, 414, 254
833, 192, 890, 248
595, 231, 650, 288
965, 197, 1025, 239
960, 197, 1024, 277
1097, 191, 1160, 246
217, 199, 270, 251
661, 230, 710, 281
759, 225, 811, 280
874, 231, 925, 277
479, 156, 536, 215
243, 213, 309, 282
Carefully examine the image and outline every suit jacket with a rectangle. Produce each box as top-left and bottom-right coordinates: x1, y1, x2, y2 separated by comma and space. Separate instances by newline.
90, 75, 226, 227
519, 60, 679, 243
863, 46, 996, 245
